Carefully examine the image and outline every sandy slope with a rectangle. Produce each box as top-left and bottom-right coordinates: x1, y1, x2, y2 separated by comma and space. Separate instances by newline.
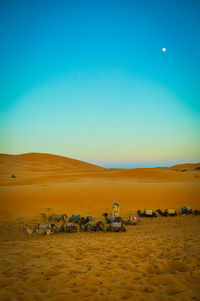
0, 153, 200, 300
0, 153, 199, 216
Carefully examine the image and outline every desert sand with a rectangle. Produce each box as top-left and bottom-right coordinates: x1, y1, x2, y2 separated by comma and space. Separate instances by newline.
0, 153, 200, 301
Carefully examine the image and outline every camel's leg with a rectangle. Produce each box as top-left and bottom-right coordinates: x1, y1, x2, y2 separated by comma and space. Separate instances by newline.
84, 225, 89, 232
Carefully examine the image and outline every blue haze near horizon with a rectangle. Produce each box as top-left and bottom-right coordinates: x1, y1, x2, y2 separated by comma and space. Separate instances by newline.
0, 0, 200, 168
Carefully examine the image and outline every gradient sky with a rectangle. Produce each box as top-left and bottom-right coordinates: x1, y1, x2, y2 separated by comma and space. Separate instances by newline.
0, 0, 200, 167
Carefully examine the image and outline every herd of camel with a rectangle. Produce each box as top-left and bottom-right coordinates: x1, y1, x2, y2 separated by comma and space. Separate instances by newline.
138, 206, 200, 217
22, 206, 200, 236
22, 213, 127, 235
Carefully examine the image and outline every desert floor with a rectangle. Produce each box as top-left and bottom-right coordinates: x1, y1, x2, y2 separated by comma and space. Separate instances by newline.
0, 153, 200, 300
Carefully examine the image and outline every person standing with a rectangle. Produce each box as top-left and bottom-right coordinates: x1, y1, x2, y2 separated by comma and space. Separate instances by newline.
113, 202, 120, 217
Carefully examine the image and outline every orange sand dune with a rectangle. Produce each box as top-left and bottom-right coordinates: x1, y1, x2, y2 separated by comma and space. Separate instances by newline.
0, 153, 200, 300
0, 153, 199, 215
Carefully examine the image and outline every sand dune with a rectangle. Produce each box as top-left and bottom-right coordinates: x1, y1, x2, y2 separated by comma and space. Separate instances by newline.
0, 153, 200, 300
0, 153, 199, 215
0, 153, 104, 174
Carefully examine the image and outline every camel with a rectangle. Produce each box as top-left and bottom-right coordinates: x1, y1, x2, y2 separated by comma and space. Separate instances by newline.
102, 213, 125, 224
83, 220, 104, 232
157, 209, 177, 216
41, 213, 68, 223
78, 216, 102, 231
42, 222, 78, 233
22, 224, 55, 235
75, 217, 85, 231
181, 206, 193, 215
62, 222, 78, 233
137, 210, 157, 217
156, 209, 168, 216
125, 216, 140, 225
106, 217, 126, 232
167, 209, 177, 216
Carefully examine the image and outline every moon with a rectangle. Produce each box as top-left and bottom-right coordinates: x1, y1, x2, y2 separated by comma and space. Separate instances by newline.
162, 48, 166, 52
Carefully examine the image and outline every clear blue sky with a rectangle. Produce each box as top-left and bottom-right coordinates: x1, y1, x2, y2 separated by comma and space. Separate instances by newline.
0, 0, 199, 167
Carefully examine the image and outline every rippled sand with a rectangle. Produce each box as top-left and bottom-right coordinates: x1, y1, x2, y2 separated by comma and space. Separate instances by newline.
0, 215, 200, 301
0, 153, 200, 300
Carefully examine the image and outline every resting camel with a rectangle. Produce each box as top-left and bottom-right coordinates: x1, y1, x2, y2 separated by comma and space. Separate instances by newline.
22, 224, 55, 235
156, 209, 168, 216
181, 206, 193, 215
78, 216, 101, 231
43, 222, 78, 233
137, 210, 157, 217
125, 216, 140, 225
156, 209, 177, 216
167, 209, 177, 216
41, 213, 68, 223
83, 220, 104, 232
62, 222, 78, 233
102, 213, 125, 224
106, 217, 126, 232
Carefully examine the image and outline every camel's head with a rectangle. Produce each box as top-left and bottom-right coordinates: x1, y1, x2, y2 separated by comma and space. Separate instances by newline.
50, 224, 57, 231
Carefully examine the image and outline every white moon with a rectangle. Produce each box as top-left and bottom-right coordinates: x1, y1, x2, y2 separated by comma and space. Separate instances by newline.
162, 48, 166, 52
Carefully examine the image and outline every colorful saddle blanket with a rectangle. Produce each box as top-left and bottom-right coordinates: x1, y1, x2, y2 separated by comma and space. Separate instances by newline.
38, 225, 50, 230
63, 223, 74, 228
130, 216, 140, 222
70, 215, 81, 221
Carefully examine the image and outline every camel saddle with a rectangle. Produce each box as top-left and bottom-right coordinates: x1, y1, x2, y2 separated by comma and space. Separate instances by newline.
63, 223, 74, 228
111, 222, 121, 228
168, 209, 175, 214
130, 216, 140, 222
71, 215, 80, 221
145, 210, 153, 216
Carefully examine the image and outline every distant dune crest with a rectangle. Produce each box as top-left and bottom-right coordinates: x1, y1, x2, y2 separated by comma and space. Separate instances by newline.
170, 163, 200, 171
0, 152, 199, 171
0, 152, 104, 171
